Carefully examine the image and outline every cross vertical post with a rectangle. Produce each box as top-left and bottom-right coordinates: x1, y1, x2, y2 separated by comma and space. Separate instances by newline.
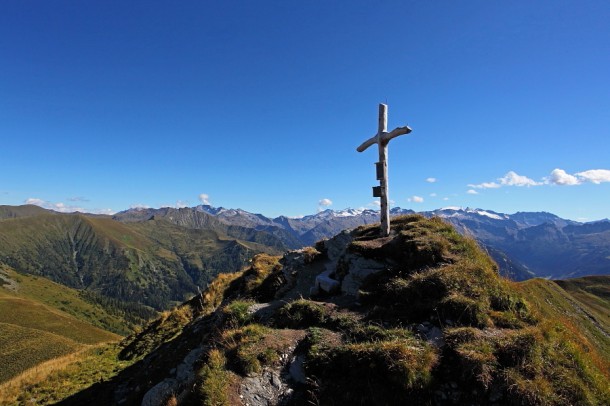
378, 104, 390, 236
357, 103, 412, 237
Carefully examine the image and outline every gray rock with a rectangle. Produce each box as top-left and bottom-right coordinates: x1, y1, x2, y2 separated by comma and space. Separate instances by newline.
315, 270, 340, 293
339, 255, 385, 296
425, 326, 445, 348
240, 369, 290, 406
140, 347, 202, 406
141, 379, 176, 406
324, 231, 353, 261
288, 355, 307, 384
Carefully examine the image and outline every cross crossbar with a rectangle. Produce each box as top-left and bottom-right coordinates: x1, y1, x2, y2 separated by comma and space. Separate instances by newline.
356, 103, 412, 236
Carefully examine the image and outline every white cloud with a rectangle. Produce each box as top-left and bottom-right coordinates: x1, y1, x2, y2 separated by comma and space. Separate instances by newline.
430, 193, 437, 197
426, 177, 437, 183
319, 198, 333, 207
130, 203, 150, 210
546, 168, 610, 186
26, 198, 84, 213
408, 195, 424, 203
498, 171, 541, 187
470, 167, 610, 190
25, 198, 115, 215
175, 200, 189, 208
575, 169, 610, 184
369, 200, 381, 207
443, 197, 450, 201
467, 189, 479, 195
470, 171, 540, 190
67, 196, 89, 202
468, 182, 501, 189
547, 168, 580, 185
96, 208, 116, 215
25, 198, 46, 206
198, 193, 211, 205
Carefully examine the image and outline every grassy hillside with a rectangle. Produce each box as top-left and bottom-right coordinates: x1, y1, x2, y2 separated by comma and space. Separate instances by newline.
0, 322, 83, 383
0, 204, 51, 220
0, 343, 133, 405
35, 215, 609, 406
554, 275, 610, 326
0, 265, 133, 334
0, 209, 282, 315
515, 278, 610, 379
0, 267, 120, 386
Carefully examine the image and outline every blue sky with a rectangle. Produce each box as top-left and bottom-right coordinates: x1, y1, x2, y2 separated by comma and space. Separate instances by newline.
1, 1, 609, 220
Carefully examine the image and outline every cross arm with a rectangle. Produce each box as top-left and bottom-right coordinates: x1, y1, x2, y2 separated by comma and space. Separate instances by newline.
380, 126, 412, 144
356, 134, 378, 152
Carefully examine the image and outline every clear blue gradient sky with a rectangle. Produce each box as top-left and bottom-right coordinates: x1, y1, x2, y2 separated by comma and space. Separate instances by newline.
1, 1, 609, 220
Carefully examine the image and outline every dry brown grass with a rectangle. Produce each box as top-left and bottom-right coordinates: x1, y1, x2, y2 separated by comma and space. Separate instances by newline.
201, 272, 245, 313
0, 344, 102, 404
164, 394, 178, 406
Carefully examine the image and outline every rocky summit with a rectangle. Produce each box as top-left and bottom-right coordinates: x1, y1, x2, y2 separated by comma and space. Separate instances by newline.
56, 215, 610, 406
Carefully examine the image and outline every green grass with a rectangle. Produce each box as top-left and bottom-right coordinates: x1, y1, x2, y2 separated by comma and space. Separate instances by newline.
119, 304, 194, 361
274, 299, 331, 328
0, 266, 120, 385
198, 349, 233, 406
0, 266, 126, 336
0, 209, 281, 316
516, 278, 610, 377
305, 337, 438, 404
0, 297, 118, 345
554, 275, 610, 330
0, 204, 50, 220
1, 343, 136, 405
0, 322, 82, 383
359, 216, 533, 329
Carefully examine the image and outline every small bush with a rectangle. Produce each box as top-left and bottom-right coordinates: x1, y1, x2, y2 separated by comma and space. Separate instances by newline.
222, 299, 255, 327
119, 304, 193, 361
274, 299, 330, 328
495, 328, 541, 368
200, 272, 245, 313
439, 293, 490, 327
248, 255, 286, 302
343, 323, 413, 344
504, 368, 558, 406
300, 327, 343, 359
301, 246, 322, 264
221, 324, 269, 375
220, 324, 300, 376
455, 341, 497, 388
306, 339, 438, 404
241, 254, 282, 295
198, 349, 231, 406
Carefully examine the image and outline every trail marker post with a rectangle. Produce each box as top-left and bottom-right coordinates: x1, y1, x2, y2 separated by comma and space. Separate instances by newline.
357, 104, 412, 236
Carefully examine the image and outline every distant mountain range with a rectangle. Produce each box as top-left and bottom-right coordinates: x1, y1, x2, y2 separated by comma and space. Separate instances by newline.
1, 203, 609, 319
117, 204, 610, 281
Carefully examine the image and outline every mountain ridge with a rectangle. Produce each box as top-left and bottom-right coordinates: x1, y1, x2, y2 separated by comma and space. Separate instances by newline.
48, 215, 610, 405
0, 208, 285, 319
115, 204, 610, 280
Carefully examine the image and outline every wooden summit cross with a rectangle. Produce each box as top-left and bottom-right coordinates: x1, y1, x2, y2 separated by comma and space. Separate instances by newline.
357, 103, 412, 237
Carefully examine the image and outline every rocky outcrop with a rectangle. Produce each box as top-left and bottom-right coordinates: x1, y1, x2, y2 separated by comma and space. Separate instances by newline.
140, 347, 203, 406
